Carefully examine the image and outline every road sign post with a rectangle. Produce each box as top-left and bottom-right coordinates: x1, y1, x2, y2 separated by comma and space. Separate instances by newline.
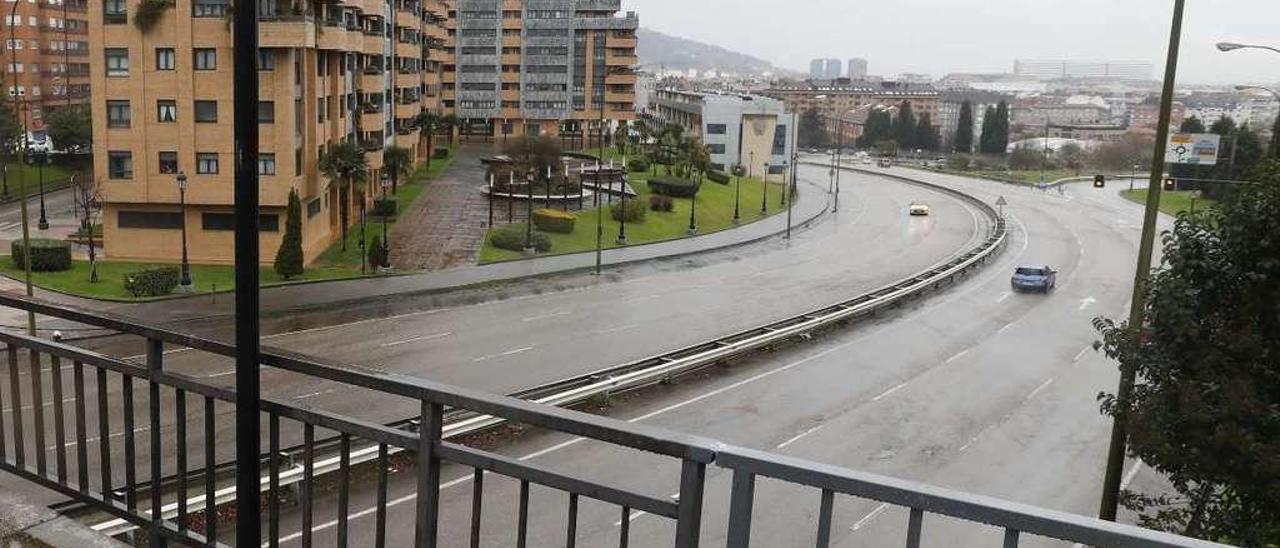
995, 196, 1008, 218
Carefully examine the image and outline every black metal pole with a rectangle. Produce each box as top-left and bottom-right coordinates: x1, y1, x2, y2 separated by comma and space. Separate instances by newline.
616, 185, 627, 245
760, 162, 768, 215
595, 163, 603, 275
487, 174, 493, 228
733, 168, 740, 224
232, 0, 262, 541
359, 198, 367, 274
507, 174, 513, 223
687, 186, 697, 235
179, 185, 191, 287
525, 173, 533, 251
1098, 0, 1185, 522
786, 155, 796, 239
2, 164, 8, 200
36, 153, 47, 230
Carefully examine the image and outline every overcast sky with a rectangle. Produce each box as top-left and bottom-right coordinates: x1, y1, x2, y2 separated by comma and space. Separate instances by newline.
630, 0, 1280, 85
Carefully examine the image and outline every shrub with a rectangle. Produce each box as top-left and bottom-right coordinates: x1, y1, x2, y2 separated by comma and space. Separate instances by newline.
368, 235, 388, 269
123, 267, 180, 297
274, 189, 304, 280
610, 198, 647, 222
491, 224, 552, 252
648, 176, 701, 198
628, 157, 650, 173
707, 171, 731, 185
532, 208, 576, 233
372, 198, 397, 218
433, 147, 449, 159
648, 195, 674, 212
11, 238, 72, 272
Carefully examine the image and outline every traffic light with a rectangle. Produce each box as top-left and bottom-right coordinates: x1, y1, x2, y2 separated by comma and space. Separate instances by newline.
1163, 177, 1176, 191
1093, 175, 1105, 188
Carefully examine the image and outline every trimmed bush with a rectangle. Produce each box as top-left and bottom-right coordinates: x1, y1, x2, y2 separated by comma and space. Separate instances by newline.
648, 195, 674, 212
628, 157, 650, 173
707, 171, 731, 185
372, 198, 397, 218
610, 198, 647, 222
433, 147, 450, 159
11, 238, 72, 272
648, 176, 701, 198
368, 235, 389, 269
123, 267, 180, 297
491, 224, 552, 252
532, 208, 576, 233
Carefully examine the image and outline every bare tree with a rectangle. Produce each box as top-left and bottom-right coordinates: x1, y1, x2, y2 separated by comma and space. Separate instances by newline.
72, 174, 102, 282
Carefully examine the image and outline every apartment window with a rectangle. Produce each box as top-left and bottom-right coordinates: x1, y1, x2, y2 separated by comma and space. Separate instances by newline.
107, 151, 132, 179
706, 124, 727, 135
257, 49, 274, 70
196, 152, 218, 174
157, 100, 176, 122
193, 48, 215, 70
106, 100, 130, 128
103, 0, 126, 23
258, 153, 276, 175
202, 212, 279, 231
194, 100, 217, 122
119, 211, 183, 229
707, 144, 727, 154
258, 101, 274, 123
192, 0, 227, 17
155, 47, 174, 70
158, 151, 178, 174
105, 48, 128, 76
307, 198, 321, 218
3, 39, 19, 50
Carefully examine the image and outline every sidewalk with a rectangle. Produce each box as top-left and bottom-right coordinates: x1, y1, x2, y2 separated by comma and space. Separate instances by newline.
110, 173, 832, 322
0, 486, 125, 547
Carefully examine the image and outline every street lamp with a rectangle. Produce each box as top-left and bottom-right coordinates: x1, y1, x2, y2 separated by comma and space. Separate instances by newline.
760, 161, 769, 215
380, 172, 391, 266
686, 182, 697, 236
29, 150, 48, 229
1217, 41, 1280, 54
175, 171, 193, 291
732, 164, 742, 224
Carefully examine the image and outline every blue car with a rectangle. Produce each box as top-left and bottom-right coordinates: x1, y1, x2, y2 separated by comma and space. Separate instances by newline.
1011, 266, 1057, 293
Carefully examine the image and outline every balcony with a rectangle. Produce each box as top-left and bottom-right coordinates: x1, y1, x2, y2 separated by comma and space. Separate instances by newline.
361, 101, 383, 114
395, 100, 418, 118
362, 33, 384, 55
258, 13, 316, 48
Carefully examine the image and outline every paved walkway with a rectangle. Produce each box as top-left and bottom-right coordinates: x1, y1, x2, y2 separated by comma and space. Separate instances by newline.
388, 146, 496, 271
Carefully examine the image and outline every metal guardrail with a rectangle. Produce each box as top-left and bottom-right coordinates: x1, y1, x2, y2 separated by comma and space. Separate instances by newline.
0, 168, 1228, 547
88, 164, 1008, 536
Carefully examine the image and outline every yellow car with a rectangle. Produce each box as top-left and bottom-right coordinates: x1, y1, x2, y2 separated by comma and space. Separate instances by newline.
909, 202, 930, 216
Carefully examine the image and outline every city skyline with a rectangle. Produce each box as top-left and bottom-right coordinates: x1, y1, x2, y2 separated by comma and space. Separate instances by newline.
631, 0, 1279, 84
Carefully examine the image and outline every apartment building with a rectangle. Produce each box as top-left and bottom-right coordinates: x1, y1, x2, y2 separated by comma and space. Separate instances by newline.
442, 0, 638, 143
651, 89, 795, 180
3, 0, 90, 144
764, 80, 940, 135
90, 0, 448, 264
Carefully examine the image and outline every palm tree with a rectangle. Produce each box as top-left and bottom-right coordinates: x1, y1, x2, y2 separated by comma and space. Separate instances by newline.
382, 145, 412, 195
685, 136, 712, 182
441, 113, 459, 146
319, 140, 369, 251
416, 110, 443, 167
614, 124, 631, 157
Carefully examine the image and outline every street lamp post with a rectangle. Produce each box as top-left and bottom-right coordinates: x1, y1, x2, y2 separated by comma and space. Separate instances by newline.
176, 171, 193, 291
1217, 41, 1280, 55
381, 173, 391, 265
1, 164, 7, 200
732, 164, 742, 224
31, 151, 48, 229
524, 171, 534, 254
760, 161, 769, 215
1130, 163, 1139, 192
785, 153, 797, 240
616, 172, 628, 245
687, 181, 697, 236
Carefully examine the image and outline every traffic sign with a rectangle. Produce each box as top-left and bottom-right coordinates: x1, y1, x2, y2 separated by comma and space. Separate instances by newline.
995, 196, 1008, 206
1166, 133, 1221, 165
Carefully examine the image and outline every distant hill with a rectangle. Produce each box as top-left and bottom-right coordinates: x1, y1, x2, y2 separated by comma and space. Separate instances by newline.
636, 27, 783, 75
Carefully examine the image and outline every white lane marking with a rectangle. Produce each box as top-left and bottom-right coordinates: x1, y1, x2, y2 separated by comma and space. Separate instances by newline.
851, 502, 889, 531
291, 388, 338, 401
776, 424, 826, 449
1025, 378, 1055, 401
996, 322, 1015, 334
1072, 346, 1090, 363
995, 291, 1012, 303
276, 339, 863, 544
592, 323, 638, 335
871, 381, 909, 402
944, 348, 970, 364
379, 332, 453, 348
2, 395, 77, 415
202, 369, 237, 379
522, 310, 570, 322
957, 434, 980, 453
1078, 297, 1096, 311
471, 346, 534, 362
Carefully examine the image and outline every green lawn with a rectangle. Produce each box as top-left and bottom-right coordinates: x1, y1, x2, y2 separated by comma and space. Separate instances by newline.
0, 161, 76, 198
965, 169, 1082, 185
479, 165, 790, 263
1120, 189, 1216, 217
0, 152, 456, 300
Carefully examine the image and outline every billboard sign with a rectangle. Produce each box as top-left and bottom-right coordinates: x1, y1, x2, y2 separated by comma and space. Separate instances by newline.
1166, 133, 1221, 165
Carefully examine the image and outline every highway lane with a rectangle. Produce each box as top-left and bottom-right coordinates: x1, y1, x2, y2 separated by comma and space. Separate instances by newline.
0, 164, 987, 503
267, 168, 1176, 547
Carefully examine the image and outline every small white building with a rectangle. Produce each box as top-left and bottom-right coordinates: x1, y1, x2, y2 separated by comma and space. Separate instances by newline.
651, 89, 797, 180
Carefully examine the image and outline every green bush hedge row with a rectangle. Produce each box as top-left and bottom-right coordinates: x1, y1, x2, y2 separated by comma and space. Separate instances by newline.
11, 239, 72, 272
532, 208, 576, 233
123, 267, 180, 297
372, 198, 397, 218
648, 176, 701, 198
628, 157, 650, 173
491, 224, 552, 252
707, 171, 731, 185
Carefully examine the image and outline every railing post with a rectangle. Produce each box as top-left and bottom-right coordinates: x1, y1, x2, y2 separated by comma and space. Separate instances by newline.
674, 459, 706, 548
146, 338, 165, 547
725, 470, 755, 548
414, 401, 443, 548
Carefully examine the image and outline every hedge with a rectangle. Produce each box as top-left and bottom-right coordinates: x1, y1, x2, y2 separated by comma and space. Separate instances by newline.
123, 267, 180, 297
648, 195, 674, 212
11, 238, 72, 272
372, 198, 397, 218
610, 198, 647, 222
628, 157, 650, 173
491, 224, 552, 252
707, 171, 731, 185
648, 176, 701, 198
532, 208, 576, 233
433, 147, 450, 159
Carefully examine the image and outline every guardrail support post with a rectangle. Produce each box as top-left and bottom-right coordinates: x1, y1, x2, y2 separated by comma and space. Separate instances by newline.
725, 470, 755, 548
414, 401, 443, 548
674, 459, 706, 548
146, 337, 166, 547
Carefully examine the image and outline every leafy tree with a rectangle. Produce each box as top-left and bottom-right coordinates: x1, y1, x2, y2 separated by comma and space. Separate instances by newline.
44, 104, 90, 153
382, 145, 412, 195
1089, 133, 1154, 171
440, 113, 458, 146
1058, 143, 1085, 175
502, 135, 562, 180
954, 101, 974, 154
1270, 113, 1280, 159
1180, 116, 1206, 134
915, 113, 940, 151
1008, 147, 1042, 171
858, 109, 893, 149
274, 188, 304, 280
992, 101, 1010, 153
614, 123, 631, 156
72, 175, 101, 282
979, 105, 999, 154
0, 100, 21, 152
1209, 116, 1237, 138
893, 101, 917, 149
1227, 124, 1264, 181
797, 108, 829, 149
318, 140, 368, 251
415, 110, 444, 167
1095, 159, 1280, 545
683, 135, 711, 181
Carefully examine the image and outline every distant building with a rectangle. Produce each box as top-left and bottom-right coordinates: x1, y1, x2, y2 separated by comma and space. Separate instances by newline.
1010, 102, 1111, 127
823, 58, 843, 80
650, 89, 796, 179
1013, 59, 1154, 81
847, 58, 868, 78
809, 59, 826, 80
763, 81, 940, 131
